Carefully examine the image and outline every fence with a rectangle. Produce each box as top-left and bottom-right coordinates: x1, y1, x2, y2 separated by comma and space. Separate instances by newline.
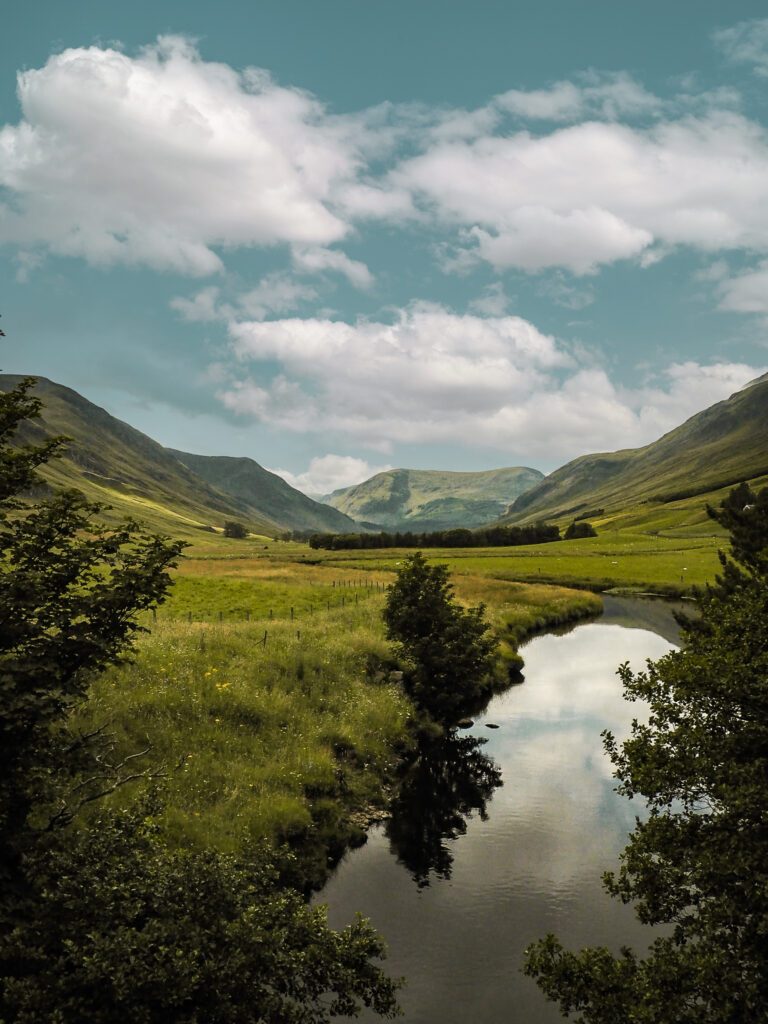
150, 576, 389, 628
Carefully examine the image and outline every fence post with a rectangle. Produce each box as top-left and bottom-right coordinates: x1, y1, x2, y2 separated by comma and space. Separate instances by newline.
297, 630, 300, 640
263, 630, 267, 647
219, 611, 223, 623
342, 595, 345, 607
291, 606, 294, 620
246, 609, 250, 622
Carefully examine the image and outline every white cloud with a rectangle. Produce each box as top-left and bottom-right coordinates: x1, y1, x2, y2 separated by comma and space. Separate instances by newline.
714, 18, 768, 76
469, 282, 511, 316
171, 273, 319, 323
291, 245, 373, 288
4, 41, 768, 282
170, 285, 223, 322
716, 260, 768, 314
0, 36, 358, 273
495, 71, 661, 122
271, 454, 393, 496
391, 110, 768, 273
216, 304, 766, 459
238, 273, 319, 320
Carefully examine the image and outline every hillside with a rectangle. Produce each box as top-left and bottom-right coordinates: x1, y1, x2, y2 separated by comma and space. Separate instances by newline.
2, 375, 354, 537
167, 450, 356, 535
503, 376, 768, 525
323, 466, 544, 530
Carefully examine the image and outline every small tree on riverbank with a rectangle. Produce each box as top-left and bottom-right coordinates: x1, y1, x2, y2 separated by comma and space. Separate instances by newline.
383, 551, 497, 723
523, 484, 768, 1022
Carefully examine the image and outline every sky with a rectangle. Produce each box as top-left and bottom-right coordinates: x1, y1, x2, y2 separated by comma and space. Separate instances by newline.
3, 1, 768, 496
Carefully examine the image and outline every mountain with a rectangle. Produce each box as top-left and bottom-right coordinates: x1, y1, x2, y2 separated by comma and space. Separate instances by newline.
322, 466, 544, 531
166, 450, 356, 534
503, 376, 768, 525
2, 375, 354, 537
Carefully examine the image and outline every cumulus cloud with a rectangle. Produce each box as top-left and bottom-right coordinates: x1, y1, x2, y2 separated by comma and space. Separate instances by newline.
170, 286, 223, 322
291, 245, 373, 288
391, 111, 768, 274
495, 71, 661, 122
271, 454, 393, 496
171, 273, 319, 322
0, 36, 359, 273
5, 39, 768, 282
214, 304, 766, 459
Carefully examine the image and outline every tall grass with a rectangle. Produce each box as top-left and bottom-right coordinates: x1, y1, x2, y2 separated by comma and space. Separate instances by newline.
79, 554, 606, 884
83, 598, 411, 884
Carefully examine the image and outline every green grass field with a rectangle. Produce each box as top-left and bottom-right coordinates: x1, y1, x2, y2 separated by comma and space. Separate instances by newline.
79, 541, 610, 882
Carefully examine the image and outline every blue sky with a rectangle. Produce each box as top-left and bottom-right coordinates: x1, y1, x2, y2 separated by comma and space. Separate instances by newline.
3, 1, 768, 494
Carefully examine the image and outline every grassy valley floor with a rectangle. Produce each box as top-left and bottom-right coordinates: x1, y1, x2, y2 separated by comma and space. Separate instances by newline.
80, 543, 603, 887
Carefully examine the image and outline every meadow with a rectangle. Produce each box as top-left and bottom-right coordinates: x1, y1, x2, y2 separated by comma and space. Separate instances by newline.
81, 537, 608, 884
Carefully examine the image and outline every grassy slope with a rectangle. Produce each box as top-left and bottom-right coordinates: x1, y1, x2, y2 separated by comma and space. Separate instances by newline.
4, 374, 280, 536
504, 377, 768, 525
323, 466, 544, 530
168, 449, 357, 534
4, 375, 359, 538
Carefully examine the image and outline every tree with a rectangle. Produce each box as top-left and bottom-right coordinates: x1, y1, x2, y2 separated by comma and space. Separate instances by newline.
0, 376, 186, 883
564, 521, 597, 539
2, 798, 400, 1023
0, 373, 401, 1022
383, 551, 497, 723
523, 484, 768, 1023
224, 520, 249, 538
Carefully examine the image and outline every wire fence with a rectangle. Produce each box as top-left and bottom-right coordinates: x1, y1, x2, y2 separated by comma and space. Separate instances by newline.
149, 576, 389, 631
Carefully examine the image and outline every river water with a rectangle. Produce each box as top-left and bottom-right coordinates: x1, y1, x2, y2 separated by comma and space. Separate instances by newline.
317, 598, 683, 1023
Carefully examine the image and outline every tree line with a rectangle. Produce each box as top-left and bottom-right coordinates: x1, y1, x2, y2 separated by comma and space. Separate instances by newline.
309, 522, 561, 551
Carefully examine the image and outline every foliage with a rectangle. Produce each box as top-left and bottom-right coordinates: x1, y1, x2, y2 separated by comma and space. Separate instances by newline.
223, 520, 249, 538
0, 376, 185, 880
308, 522, 560, 551
1, 798, 400, 1024
383, 552, 497, 723
564, 520, 597, 539
705, 481, 768, 596
0, 373, 402, 1022
523, 484, 768, 1023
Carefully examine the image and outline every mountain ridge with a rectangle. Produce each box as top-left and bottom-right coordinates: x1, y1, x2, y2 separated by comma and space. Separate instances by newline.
322, 465, 544, 530
502, 376, 768, 524
1, 374, 356, 536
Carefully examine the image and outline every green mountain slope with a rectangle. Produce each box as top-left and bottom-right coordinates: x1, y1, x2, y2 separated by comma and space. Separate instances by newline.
166, 450, 356, 534
504, 376, 768, 525
2, 375, 352, 537
323, 466, 544, 530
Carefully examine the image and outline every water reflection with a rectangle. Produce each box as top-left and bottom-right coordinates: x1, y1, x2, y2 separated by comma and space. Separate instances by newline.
319, 620, 675, 1023
386, 733, 502, 888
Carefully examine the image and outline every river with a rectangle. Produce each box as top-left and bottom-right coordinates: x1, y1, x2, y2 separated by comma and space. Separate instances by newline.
317, 597, 685, 1023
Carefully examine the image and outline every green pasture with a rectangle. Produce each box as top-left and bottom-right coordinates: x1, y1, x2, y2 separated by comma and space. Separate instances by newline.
284, 532, 723, 594
82, 542, 608, 880
84, 600, 412, 883
156, 573, 387, 624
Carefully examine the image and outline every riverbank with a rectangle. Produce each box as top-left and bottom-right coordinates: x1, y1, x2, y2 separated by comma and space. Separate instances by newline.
77, 569, 602, 890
